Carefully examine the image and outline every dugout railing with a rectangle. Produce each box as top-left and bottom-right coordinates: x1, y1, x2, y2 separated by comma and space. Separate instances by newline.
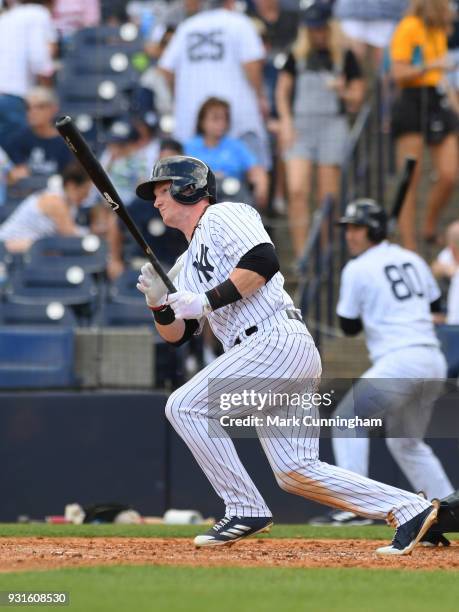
296, 194, 335, 351
298, 78, 395, 348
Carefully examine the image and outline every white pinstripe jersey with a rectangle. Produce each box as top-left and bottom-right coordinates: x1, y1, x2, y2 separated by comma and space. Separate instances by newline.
175, 202, 296, 350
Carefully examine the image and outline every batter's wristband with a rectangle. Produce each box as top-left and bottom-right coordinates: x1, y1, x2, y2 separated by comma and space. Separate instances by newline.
152, 305, 176, 325
206, 279, 242, 311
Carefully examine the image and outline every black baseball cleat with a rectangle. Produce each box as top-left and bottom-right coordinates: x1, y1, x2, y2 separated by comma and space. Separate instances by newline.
194, 516, 273, 547
376, 505, 438, 556
420, 531, 451, 547
308, 510, 374, 527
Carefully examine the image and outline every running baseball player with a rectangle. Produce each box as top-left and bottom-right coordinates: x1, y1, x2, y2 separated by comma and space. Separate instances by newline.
135, 156, 439, 554
311, 199, 453, 527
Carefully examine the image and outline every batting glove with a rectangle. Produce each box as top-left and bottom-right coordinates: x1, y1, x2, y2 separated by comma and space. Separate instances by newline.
167, 291, 212, 319
136, 256, 184, 309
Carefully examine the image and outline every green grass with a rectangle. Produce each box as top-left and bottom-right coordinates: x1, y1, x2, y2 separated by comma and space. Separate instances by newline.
0, 522, 397, 540
0, 566, 458, 612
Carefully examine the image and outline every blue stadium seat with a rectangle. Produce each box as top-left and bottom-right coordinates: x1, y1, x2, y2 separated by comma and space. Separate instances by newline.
0, 203, 20, 224
216, 177, 255, 207
109, 268, 144, 305
57, 74, 131, 119
0, 302, 77, 326
0, 327, 75, 388
67, 47, 139, 85
102, 301, 155, 326
6, 175, 49, 205
25, 236, 108, 275
67, 25, 144, 54
6, 265, 97, 307
436, 324, 459, 377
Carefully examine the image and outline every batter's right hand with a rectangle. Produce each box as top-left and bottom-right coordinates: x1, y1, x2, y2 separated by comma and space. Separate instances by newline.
136, 256, 184, 308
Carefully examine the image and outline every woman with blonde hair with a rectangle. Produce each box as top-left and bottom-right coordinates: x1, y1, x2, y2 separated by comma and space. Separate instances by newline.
276, 1, 365, 257
390, 0, 459, 250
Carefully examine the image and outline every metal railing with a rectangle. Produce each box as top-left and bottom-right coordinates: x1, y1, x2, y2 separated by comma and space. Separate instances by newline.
297, 79, 393, 349
296, 195, 335, 350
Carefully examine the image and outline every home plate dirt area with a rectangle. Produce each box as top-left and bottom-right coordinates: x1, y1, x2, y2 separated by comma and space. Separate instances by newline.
0, 537, 458, 572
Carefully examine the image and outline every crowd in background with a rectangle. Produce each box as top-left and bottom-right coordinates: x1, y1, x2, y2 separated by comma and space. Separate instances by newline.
1, 0, 459, 323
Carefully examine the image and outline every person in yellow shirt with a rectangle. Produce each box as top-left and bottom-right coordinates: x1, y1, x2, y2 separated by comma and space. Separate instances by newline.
390, 0, 459, 251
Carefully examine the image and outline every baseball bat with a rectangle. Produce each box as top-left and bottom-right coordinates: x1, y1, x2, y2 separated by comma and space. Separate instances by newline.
55, 115, 176, 293
387, 156, 417, 234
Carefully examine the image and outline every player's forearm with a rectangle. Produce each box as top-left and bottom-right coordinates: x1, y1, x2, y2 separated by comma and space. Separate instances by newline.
155, 317, 186, 343
229, 268, 265, 297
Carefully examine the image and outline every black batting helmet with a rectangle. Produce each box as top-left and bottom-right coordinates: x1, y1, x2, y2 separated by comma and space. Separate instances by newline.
338, 199, 387, 242
136, 156, 217, 205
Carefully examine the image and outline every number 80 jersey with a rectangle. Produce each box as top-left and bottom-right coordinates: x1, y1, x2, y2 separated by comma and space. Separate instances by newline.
337, 241, 441, 362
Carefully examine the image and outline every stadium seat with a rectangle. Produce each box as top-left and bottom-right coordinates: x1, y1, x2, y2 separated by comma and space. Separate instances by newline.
436, 324, 459, 378
6, 265, 97, 308
57, 73, 131, 119
24, 235, 108, 275
0, 203, 20, 224
67, 47, 139, 85
215, 177, 255, 207
108, 268, 145, 305
67, 25, 144, 55
101, 301, 155, 326
0, 302, 77, 326
0, 327, 75, 388
5, 175, 49, 205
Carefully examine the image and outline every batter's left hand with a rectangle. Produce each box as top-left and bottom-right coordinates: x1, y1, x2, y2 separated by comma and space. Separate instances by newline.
167, 291, 212, 319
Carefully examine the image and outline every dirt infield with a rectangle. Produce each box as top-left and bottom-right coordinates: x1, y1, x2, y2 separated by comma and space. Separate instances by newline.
0, 537, 458, 572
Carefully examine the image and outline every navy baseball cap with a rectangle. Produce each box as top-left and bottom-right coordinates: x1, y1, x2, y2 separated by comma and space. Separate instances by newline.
300, 1, 332, 28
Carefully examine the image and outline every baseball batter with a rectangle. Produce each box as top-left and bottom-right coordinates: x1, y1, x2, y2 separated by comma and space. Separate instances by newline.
316, 199, 453, 526
135, 156, 438, 554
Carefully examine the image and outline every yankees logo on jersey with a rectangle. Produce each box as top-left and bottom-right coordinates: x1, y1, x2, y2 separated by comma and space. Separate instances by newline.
175, 201, 303, 351
192, 244, 214, 282
337, 241, 440, 362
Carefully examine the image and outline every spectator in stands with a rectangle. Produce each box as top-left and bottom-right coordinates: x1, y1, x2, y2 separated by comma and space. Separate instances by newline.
390, 0, 459, 250
248, 0, 299, 54
0, 0, 55, 149
52, 0, 100, 43
276, 2, 365, 256
185, 97, 269, 209
5, 87, 73, 178
432, 220, 459, 280
100, 0, 127, 25
142, 26, 175, 118
132, 110, 161, 166
159, 138, 184, 159
100, 119, 159, 279
334, 0, 408, 65
158, 0, 271, 168
0, 163, 91, 253
154, 0, 202, 31
105, 134, 188, 279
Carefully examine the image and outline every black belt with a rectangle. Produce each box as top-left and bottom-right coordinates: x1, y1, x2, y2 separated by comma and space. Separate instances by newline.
234, 310, 304, 345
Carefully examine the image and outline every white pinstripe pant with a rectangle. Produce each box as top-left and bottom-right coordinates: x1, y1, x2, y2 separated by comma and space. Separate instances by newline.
165, 322, 431, 526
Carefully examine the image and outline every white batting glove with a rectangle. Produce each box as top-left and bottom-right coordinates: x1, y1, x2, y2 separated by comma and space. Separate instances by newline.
136, 256, 184, 309
166, 291, 212, 320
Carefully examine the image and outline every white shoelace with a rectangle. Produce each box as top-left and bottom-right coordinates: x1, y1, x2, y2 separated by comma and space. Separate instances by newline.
212, 516, 232, 532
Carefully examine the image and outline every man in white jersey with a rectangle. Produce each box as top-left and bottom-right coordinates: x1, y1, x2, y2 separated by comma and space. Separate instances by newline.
158, 0, 270, 167
135, 157, 439, 555
311, 199, 453, 528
